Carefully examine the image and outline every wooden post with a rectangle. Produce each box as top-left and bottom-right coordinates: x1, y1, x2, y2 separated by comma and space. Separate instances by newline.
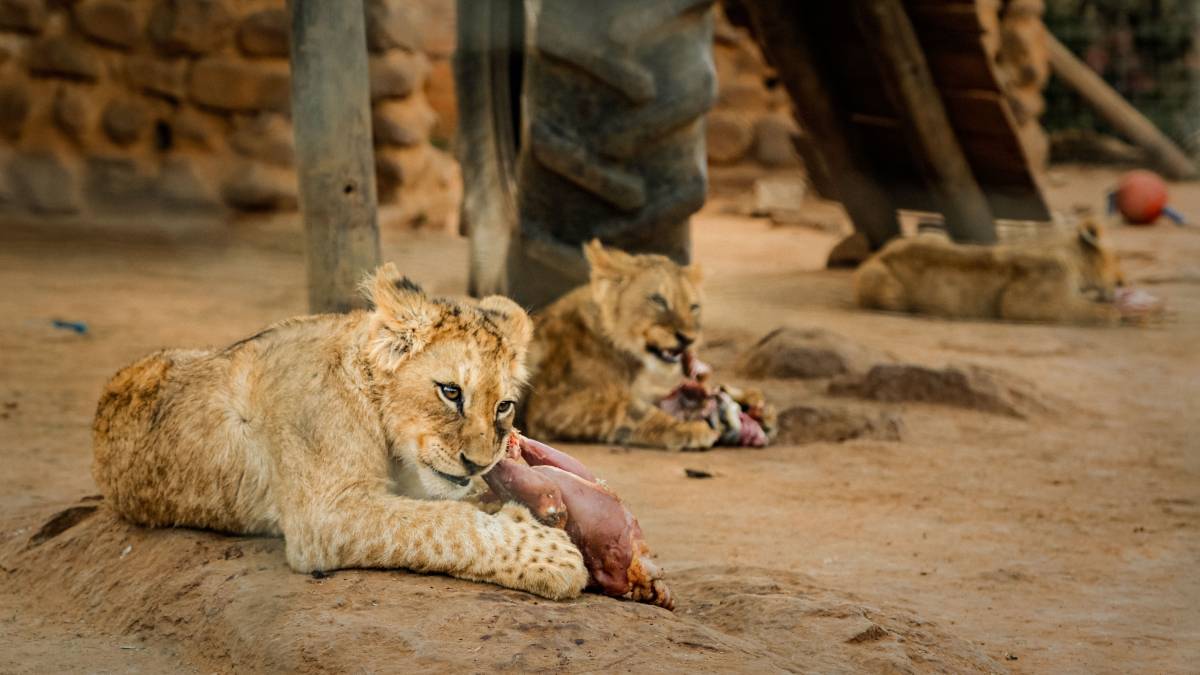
289, 0, 382, 313
852, 0, 996, 244
743, 1, 901, 249
1047, 34, 1196, 180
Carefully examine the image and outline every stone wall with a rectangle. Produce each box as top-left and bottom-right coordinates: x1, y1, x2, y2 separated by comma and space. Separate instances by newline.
0, 0, 459, 228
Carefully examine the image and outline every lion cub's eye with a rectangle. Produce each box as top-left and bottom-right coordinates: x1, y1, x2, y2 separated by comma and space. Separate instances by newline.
648, 293, 669, 310
496, 400, 515, 417
436, 383, 462, 402
690, 303, 700, 314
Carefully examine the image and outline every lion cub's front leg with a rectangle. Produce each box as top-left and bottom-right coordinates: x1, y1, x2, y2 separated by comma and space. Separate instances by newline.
281, 492, 587, 600
622, 401, 719, 451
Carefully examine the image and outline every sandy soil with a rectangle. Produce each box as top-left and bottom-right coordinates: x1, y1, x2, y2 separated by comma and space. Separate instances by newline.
1, 166, 1198, 673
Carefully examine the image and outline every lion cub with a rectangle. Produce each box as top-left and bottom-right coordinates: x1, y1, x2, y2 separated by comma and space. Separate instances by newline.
853, 220, 1126, 324
92, 264, 587, 600
524, 241, 720, 451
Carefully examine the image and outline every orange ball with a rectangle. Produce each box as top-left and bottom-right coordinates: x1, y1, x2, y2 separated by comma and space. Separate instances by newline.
1115, 170, 1168, 225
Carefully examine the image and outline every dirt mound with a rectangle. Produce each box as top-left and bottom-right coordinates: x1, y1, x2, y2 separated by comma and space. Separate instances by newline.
775, 405, 903, 445
1, 502, 1002, 673
737, 327, 890, 380
828, 364, 1051, 418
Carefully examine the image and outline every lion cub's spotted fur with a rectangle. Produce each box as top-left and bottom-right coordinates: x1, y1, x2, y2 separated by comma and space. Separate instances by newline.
854, 220, 1126, 324
92, 264, 587, 600
524, 241, 718, 451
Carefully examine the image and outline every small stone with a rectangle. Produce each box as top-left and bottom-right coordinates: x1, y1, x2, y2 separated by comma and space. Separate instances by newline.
364, 0, 420, 53
372, 96, 435, 147
0, 0, 46, 34
229, 113, 294, 168
189, 58, 289, 112
74, 0, 140, 49
753, 112, 800, 167
27, 36, 100, 81
0, 80, 29, 140
125, 56, 187, 100
236, 8, 288, 58
369, 49, 428, 101
8, 151, 81, 213
158, 155, 220, 211
738, 327, 889, 380
705, 110, 754, 164
148, 0, 233, 56
101, 98, 147, 146
83, 156, 154, 210
221, 161, 297, 211
52, 85, 90, 142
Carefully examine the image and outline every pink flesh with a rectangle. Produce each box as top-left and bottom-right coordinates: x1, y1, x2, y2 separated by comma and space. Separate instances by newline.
518, 435, 597, 482
483, 457, 567, 528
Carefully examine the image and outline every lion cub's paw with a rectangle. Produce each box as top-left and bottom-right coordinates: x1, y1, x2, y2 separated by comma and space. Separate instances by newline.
662, 420, 720, 452
493, 503, 588, 600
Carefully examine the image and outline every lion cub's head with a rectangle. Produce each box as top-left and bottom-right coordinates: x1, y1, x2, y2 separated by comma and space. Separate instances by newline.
583, 240, 703, 373
1074, 219, 1125, 301
362, 264, 532, 499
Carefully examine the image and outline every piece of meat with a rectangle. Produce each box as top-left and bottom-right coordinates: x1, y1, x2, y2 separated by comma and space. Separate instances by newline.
482, 435, 674, 610
661, 353, 772, 447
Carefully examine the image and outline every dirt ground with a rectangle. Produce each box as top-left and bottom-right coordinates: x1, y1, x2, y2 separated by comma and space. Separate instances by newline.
1, 165, 1197, 673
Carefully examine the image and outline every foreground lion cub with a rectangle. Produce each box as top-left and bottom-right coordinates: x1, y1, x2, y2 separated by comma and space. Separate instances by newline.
524, 241, 720, 451
92, 264, 587, 600
854, 220, 1126, 324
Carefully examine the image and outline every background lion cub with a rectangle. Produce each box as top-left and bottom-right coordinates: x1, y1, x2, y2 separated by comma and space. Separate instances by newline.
524, 241, 719, 451
92, 264, 587, 600
854, 220, 1126, 324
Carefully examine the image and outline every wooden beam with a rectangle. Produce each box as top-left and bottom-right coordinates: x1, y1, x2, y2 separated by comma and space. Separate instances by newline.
289, 0, 382, 313
852, 0, 996, 244
1047, 34, 1196, 180
743, 1, 901, 249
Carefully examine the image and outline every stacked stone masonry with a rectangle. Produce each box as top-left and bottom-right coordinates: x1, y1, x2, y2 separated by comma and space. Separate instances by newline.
0, 0, 459, 227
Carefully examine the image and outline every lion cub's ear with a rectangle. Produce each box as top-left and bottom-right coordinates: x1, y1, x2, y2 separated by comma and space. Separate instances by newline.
583, 239, 637, 282
683, 262, 703, 285
362, 263, 439, 370
478, 295, 533, 350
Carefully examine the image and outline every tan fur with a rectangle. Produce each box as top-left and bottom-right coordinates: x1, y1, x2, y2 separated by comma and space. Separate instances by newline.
92, 264, 587, 600
853, 220, 1126, 324
524, 241, 719, 451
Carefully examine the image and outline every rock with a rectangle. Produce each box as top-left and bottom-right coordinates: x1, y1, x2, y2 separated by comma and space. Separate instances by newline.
774, 405, 901, 445
364, 0, 421, 53
425, 57, 455, 142
101, 98, 147, 146
52, 85, 90, 142
753, 112, 800, 167
716, 77, 770, 111
27, 36, 100, 81
826, 232, 872, 269
74, 0, 140, 49
8, 151, 80, 213
372, 96, 435, 147
374, 148, 405, 200
229, 113, 293, 168
125, 56, 187, 100
828, 363, 1050, 418
168, 106, 221, 151
189, 58, 289, 112
148, 0, 233, 56
369, 49, 428, 101
0, 0, 46, 33
751, 174, 807, 222
0, 80, 29, 140
221, 162, 297, 211
83, 156, 154, 210
738, 327, 888, 380
705, 110, 754, 164
158, 156, 220, 211
236, 8, 288, 58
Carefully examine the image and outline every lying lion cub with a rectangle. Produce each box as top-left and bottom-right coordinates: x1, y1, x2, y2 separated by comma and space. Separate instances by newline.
853, 220, 1127, 324
523, 241, 720, 451
92, 264, 587, 600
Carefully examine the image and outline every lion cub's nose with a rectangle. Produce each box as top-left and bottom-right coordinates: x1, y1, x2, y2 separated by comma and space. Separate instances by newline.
460, 454, 486, 476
